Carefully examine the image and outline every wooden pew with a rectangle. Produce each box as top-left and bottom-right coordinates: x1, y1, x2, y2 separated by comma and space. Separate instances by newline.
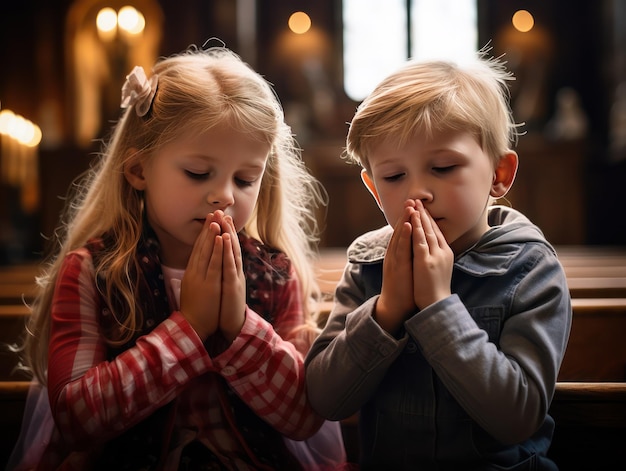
559, 298, 626, 381
566, 277, 626, 298
0, 284, 37, 305
0, 263, 39, 306
555, 245, 626, 263
0, 263, 40, 281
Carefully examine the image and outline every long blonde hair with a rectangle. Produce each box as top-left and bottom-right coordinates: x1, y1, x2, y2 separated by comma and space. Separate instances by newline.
24, 46, 326, 385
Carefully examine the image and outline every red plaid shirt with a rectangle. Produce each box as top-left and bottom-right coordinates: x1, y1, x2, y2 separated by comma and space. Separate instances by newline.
41, 246, 323, 470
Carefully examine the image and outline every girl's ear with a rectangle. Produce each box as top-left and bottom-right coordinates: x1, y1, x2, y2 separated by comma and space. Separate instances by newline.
490, 151, 518, 198
360, 169, 382, 207
123, 149, 147, 190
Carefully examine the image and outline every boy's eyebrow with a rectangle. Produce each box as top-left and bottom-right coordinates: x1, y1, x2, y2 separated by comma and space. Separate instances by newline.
369, 159, 398, 174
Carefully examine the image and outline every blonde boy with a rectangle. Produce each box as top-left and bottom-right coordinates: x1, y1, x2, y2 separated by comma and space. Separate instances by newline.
305, 52, 572, 470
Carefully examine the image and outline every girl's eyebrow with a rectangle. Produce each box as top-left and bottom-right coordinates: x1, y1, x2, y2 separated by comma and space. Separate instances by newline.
184, 154, 267, 170
241, 162, 267, 170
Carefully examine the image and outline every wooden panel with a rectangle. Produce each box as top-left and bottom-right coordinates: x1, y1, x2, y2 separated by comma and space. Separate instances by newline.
505, 136, 588, 245
559, 298, 626, 381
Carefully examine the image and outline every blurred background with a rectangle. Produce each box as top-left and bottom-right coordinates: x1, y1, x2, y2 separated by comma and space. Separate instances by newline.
1, 0, 625, 263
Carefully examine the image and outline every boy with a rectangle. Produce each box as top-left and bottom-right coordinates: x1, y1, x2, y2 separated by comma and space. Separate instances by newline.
305, 52, 572, 470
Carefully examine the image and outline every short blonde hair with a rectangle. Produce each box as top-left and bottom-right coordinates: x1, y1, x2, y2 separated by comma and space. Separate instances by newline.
346, 50, 519, 170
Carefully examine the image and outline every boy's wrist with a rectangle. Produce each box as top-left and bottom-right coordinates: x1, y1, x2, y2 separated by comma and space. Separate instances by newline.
373, 297, 404, 336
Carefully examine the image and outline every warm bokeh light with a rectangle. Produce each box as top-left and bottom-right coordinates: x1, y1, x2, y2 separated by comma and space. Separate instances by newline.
0, 109, 16, 133
25, 123, 43, 148
96, 7, 117, 33
0, 109, 42, 147
96, 6, 145, 39
118, 6, 145, 35
289, 11, 311, 34
512, 9, 534, 33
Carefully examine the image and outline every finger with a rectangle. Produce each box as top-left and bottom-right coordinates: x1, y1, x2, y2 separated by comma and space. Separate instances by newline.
205, 222, 222, 261
404, 199, 417, 210
388, 214, 412, 260
419, 209, 437, 236
224, 216, 243, 272
221, 233, 237, 281
188, 219, 218, 274
429, 215, 448, 248
410, 206, 427, 245
213, 210, 226, 227
417, 206, 439, 250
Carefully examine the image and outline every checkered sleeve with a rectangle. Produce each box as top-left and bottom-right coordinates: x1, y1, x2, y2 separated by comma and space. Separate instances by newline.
47, 250, 214, 446
213, 272, 324, 441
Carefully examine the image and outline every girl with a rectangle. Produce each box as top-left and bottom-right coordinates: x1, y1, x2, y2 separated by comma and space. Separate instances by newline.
9, 45, 344, 470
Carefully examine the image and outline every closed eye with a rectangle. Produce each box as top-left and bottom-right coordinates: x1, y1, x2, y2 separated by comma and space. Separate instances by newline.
383, 173, 405, 182
184, 170, 209, 180
433, 166, 457, 174
236, 177, 255, 187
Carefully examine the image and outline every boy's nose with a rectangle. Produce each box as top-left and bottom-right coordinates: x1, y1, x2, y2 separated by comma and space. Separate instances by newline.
410, 180, 433, 202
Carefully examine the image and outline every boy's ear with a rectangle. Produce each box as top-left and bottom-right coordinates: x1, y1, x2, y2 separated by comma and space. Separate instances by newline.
361, 169, 382, 207
123, 149, 147, 191
490, 151, 518, 198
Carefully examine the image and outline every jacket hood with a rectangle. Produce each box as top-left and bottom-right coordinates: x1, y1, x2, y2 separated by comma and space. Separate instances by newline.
458, 205, 555, 277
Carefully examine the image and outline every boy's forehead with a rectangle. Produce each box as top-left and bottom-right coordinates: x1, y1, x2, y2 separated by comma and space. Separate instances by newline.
365, 135, 408, 167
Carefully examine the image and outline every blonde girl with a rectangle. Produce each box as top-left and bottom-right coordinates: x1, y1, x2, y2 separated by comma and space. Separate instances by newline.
9, 45, 345, 470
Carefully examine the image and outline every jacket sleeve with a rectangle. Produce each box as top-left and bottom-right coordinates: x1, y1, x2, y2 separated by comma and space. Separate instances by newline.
407, 244, 572, 444
305, 262, 408, 421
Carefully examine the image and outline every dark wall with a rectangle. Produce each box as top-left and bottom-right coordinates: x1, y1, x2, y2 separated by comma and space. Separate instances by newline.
1, 0, 625, 262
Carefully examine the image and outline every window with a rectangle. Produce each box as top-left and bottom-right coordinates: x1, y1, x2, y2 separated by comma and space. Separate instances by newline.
343, 0, 477, 101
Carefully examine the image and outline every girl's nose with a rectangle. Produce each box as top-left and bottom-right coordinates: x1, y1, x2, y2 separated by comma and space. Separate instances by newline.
207, 183, 235, 208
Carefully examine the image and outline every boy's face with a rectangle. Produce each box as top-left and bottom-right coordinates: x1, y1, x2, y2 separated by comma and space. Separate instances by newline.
363, 128, 515, 254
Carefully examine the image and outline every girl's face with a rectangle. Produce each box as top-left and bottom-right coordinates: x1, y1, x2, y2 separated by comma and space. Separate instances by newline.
127, 123, 270, 268
364, 128, 514, 255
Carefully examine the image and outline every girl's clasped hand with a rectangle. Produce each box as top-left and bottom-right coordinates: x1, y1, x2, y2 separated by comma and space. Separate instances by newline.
181, 210, 246, 342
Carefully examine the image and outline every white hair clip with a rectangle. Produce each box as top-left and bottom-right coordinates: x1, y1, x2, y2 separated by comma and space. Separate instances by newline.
120, 66, 158, 117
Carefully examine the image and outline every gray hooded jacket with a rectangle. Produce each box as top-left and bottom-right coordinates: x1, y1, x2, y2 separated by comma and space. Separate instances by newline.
305, 206, 572, 470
